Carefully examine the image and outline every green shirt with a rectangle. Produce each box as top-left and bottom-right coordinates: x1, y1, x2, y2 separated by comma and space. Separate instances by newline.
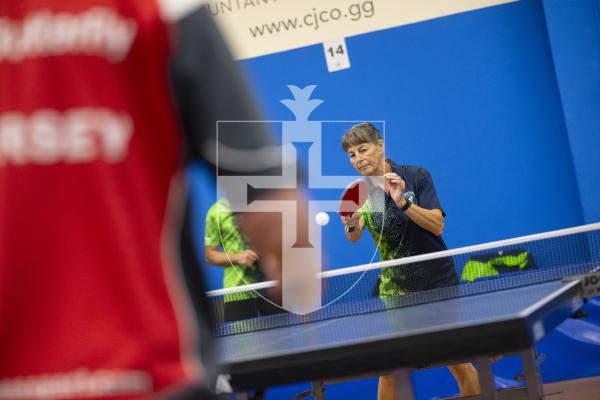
205, 198, 263, 301
361, 195, 409, 297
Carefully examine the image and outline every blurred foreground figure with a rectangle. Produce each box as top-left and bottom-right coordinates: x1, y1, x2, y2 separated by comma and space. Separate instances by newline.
0, 1, 290, 398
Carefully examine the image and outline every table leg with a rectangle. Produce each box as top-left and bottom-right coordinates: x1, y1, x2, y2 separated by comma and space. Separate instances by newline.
520, 348, 543, 400
235, 392, 249, 400
393, 368, 415, 400
311, 381, 325, 400
476, 356, 497, 399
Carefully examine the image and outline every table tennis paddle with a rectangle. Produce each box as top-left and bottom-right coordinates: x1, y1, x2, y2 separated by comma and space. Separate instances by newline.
338, 179, 369, 217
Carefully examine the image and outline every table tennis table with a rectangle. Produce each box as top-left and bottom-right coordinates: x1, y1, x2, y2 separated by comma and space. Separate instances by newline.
216, 279, 585, 400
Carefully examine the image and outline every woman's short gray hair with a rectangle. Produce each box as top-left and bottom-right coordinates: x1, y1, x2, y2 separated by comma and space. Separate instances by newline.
341, 122, 382, 151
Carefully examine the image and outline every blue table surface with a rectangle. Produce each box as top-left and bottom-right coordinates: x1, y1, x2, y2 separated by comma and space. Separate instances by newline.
217, 280, 582, 364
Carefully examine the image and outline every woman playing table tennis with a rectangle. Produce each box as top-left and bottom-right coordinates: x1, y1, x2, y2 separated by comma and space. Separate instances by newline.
340, 122, 480, 400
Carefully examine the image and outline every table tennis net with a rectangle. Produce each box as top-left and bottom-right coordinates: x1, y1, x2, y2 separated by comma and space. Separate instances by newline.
207, 223, 600, 337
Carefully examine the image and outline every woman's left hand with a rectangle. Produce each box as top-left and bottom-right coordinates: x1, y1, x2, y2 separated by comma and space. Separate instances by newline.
385, 173, 406, 207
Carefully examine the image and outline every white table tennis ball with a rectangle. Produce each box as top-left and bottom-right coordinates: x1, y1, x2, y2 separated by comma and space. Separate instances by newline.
315, 212, 330, 226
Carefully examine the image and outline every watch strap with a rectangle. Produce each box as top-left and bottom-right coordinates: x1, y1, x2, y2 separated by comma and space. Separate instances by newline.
401, 198, 412, 211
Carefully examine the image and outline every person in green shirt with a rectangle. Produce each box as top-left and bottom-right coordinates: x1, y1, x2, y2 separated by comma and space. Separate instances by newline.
205, 198, 281, 322
340, 122, 480, 400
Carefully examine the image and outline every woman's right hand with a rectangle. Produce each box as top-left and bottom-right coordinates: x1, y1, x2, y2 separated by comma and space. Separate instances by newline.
341, 212, 360, 228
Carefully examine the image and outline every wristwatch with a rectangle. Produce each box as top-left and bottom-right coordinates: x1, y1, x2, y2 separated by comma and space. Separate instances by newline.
400, 198, 412, 211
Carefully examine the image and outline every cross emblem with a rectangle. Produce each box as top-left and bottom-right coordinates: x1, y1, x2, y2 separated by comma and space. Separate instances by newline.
217, 86, 383, 314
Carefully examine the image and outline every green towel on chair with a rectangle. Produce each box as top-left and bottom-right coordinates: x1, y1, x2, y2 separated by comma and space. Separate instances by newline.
462, 250, 534, 282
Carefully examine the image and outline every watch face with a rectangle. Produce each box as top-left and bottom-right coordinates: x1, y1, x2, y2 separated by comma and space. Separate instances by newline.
404, 191, 416, 205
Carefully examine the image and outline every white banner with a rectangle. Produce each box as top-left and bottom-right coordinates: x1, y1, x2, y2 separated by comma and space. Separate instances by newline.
208, 0, 517, 59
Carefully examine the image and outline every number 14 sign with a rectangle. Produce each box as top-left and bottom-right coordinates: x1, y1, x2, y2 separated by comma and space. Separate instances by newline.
323, 38, 351, 72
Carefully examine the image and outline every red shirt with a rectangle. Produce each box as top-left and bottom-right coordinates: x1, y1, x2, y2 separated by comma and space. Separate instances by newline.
0, 1, 231, 398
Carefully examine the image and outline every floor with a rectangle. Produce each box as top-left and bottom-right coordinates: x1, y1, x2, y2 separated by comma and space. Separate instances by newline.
543, 376, 600, 400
